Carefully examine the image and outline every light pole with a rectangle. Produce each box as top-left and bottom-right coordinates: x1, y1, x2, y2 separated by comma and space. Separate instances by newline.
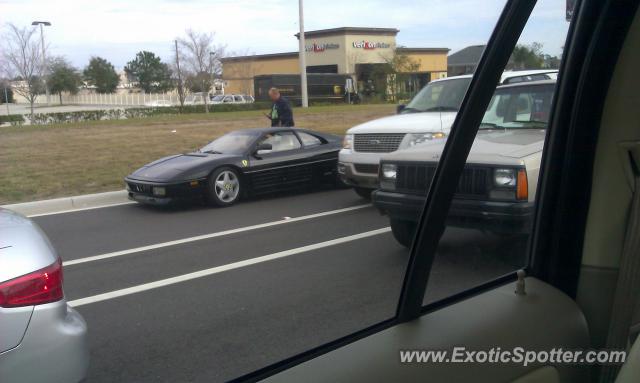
298, 0, 308, 108
4, 87, 10, 115
32, 21, 51, 105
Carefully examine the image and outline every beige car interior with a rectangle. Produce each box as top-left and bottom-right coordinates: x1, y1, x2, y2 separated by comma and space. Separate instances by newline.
266, 6, 640, 383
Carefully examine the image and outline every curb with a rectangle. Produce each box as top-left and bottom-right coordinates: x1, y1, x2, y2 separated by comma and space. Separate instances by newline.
2, 190, 131, 217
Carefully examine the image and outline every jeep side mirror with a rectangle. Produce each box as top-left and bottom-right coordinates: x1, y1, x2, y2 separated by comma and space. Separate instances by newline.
396, 104, 406, 114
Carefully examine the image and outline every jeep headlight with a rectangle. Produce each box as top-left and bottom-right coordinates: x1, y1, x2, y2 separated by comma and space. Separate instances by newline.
379, 163, 397, 191
343, 134, 354, 149
381, 163, 397, 179
494, 168, 516, 187
399, 132, 446, 149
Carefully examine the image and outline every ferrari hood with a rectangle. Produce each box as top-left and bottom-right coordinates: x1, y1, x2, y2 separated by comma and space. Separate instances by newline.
346, 111, 457, 134
128, 152, 237, 182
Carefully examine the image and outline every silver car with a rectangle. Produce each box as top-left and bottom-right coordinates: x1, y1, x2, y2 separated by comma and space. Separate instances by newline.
0, 209, 88, 383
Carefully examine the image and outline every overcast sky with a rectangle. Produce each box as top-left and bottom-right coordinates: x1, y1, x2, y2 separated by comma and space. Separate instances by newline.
1, 0, 569, 70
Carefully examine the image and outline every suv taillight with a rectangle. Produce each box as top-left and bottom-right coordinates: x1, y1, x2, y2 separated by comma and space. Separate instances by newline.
0, 258, 64, 308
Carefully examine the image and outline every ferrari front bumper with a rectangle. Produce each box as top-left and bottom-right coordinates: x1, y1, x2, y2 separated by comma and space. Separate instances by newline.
124, 177, 207, 205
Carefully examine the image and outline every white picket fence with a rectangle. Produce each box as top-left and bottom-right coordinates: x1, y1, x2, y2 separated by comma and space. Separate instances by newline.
25, 92, 182, 106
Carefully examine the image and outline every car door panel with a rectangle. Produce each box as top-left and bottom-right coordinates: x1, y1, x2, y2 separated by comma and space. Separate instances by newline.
264, 278, 590, 383
301, 145, 340, 184
247, 149, 312, 193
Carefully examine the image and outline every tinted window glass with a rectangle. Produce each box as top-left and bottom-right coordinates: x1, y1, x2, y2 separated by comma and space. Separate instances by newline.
200, 131, 258, 154
260, 132, 301, 152
297, 132, 322, 147
401, 78, 471, 113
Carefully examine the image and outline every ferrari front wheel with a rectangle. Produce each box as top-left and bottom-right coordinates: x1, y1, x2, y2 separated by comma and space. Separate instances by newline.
207, 167, 241, 207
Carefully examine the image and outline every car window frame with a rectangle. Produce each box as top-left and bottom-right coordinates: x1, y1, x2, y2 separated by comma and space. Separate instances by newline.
396, 0, 539, 321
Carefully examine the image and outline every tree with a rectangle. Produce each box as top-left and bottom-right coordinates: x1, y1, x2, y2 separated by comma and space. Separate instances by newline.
177, 29, 225, 112
124, 51, 173, 93
373, 50, 421, 102
83, 57, 119, 93
171, 40, 186, 110
1, 23, 44, 118
47, 57, 82, 105
509, 42, 545, 70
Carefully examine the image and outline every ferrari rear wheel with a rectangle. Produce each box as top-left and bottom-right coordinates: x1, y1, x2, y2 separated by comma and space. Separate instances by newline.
208, 167, 241, 206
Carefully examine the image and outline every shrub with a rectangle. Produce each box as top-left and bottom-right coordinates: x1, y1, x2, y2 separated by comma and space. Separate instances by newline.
24, 101, 274, 126
0, 114, 24, 125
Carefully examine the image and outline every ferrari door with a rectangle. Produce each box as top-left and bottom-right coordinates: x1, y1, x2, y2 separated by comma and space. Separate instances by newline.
294, 131, 340, 186
246, 130, 313, 193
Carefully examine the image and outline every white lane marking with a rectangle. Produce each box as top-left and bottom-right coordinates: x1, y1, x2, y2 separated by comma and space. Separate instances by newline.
27, 202, 137, 218
68, 227, 390, 307
63, 204, 371, 267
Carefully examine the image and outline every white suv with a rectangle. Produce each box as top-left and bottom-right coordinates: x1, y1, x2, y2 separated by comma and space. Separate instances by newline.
338, 69, 557, 198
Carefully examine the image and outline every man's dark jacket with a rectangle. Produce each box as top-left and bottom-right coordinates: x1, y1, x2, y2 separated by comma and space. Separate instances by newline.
270, 96, 295, 127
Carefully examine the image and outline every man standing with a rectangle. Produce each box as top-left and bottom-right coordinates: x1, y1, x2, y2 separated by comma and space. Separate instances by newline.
267, 87, 295, 127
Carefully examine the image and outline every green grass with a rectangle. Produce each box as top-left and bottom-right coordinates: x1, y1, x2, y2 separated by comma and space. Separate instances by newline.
0, 104, 395, 204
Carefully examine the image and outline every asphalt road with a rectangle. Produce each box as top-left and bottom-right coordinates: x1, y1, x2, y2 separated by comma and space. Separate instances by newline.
33, 188, 524, 382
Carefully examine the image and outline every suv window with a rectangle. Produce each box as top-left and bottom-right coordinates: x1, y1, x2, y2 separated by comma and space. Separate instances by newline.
400, 77, 471, 114
234, 95, 244, 102
259, 131, 301, 152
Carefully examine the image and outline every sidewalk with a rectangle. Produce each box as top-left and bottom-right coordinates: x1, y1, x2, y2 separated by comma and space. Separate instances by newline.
2, 190, 131, 217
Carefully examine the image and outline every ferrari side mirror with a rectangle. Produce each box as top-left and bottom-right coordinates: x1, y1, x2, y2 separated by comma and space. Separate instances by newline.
255, 143, 273, 156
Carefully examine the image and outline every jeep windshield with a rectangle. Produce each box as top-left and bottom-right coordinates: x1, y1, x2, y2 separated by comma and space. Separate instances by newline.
400, 77, 471, 114
480, 82, 555, 129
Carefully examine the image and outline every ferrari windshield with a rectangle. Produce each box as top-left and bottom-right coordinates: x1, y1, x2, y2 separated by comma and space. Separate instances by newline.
401, 77, 471, 114
200, 131, 258, 154
480, 83, 555, 129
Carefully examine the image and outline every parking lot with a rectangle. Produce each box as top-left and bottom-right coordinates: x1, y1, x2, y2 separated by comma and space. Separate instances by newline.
31, 188, 523, 382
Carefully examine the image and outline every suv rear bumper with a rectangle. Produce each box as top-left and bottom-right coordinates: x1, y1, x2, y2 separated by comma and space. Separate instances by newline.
372, 190, 534, 234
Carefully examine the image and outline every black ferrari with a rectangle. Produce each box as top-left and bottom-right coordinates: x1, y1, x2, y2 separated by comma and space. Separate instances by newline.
124, 127, 343, 206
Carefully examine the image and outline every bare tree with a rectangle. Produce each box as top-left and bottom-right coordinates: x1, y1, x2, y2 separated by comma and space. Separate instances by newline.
171, 39, 187, 110
2, 23, 44, 118
177, 29, 225, 112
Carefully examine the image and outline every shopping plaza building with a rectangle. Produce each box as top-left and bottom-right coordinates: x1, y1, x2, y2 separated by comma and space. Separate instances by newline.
221, 27, 449, 98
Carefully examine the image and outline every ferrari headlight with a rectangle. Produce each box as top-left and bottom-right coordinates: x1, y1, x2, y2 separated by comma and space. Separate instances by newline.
381, 163, 397, 179
399, 132, 446, 149
494, 168, 516, 187
153, 186, 166, 196
343, 134, 354, 149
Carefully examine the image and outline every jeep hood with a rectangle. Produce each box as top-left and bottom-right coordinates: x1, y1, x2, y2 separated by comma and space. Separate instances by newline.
382, 129, 546, 164
347, 111, 457, 134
